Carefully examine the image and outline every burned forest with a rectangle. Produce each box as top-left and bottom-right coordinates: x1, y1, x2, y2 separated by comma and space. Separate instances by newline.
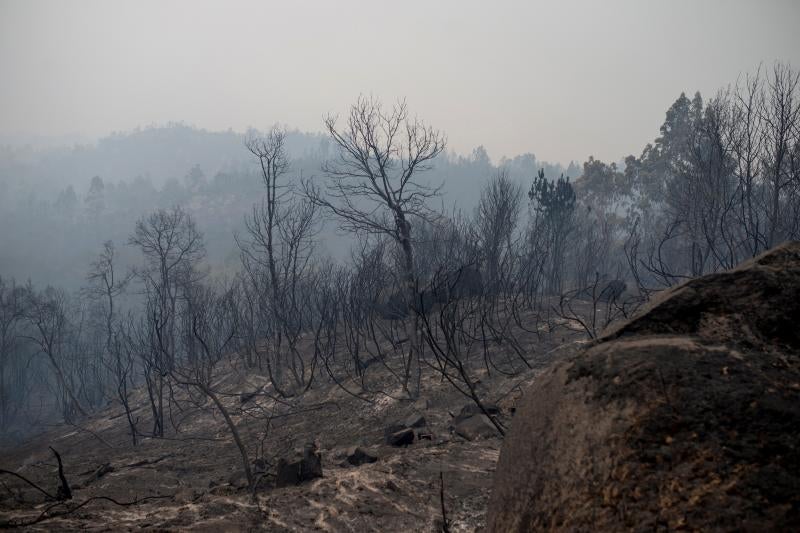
1, 2, 799, 531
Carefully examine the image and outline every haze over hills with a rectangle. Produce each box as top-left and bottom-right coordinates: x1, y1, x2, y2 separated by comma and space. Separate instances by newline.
0, 123, 577, 288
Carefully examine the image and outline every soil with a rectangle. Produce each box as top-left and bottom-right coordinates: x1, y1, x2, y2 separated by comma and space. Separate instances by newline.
0, 325, 565, 531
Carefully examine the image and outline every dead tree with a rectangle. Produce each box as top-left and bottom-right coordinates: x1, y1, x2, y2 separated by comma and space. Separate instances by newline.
415, 267, 506, 436
242, 128, 289, 376
84, 241, 138, 444
476, 169, 522, 293
305, 96, 446, 397
529, 170, 577, 295
129, 206, 205, 437
728, 66, 768, 257
239, 128, 320, 395
84, 241, 131, 365
171, 281, 254, 492
761, 63, 800, 247
0, 277, 27, 429
106, 315, 139, 446
22, 286, 87, 421
306, 95, 446, 306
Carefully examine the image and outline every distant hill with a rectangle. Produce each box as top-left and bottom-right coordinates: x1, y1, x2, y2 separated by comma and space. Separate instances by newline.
0, 124, 574, 289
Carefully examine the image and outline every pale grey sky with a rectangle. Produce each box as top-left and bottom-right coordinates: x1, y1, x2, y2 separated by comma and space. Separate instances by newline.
1, 0, 798, 164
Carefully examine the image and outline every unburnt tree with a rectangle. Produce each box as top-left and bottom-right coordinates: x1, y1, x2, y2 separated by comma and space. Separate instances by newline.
619, 64, 800, 290
529, 169, 577, 294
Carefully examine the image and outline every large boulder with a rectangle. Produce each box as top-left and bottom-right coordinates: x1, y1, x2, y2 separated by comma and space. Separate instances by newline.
487, 242, 800, 532
599, 279, 626, 302
454, 414, 498, 441
344, 446, 378, 466
386, 427, 415, 447
376, 291, 409, 320
454, 402, 500, 424
418, 265, 485, 313
403, 413, 427, 429
379, 265, 485, 319
275, 443, 323, 488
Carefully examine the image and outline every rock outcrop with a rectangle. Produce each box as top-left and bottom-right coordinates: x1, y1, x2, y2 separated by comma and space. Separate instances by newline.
487, 242, 800, 532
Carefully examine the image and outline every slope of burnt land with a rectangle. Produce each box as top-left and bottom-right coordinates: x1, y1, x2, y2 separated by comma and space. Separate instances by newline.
0, 323, 569, 531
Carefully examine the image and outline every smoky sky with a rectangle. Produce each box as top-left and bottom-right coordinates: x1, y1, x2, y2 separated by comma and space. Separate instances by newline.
1, 0, 799, 165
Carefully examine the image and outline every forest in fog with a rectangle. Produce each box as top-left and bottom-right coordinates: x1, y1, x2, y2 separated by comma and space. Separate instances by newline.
0, 61, 798, 455
0, 122, 577, 287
